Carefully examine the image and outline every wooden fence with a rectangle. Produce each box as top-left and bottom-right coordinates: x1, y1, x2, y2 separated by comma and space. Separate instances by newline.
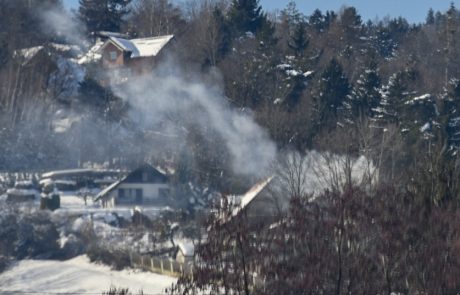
129, 252, 193, 278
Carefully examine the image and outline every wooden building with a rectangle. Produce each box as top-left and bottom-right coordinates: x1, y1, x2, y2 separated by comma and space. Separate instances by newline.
98, 35, 174, 76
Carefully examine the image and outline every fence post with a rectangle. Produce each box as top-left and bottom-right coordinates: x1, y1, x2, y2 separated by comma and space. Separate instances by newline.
170, 260, 173, 273
141, 256, 144, 268
161, 259, 164, 273
151, 258, 154, 271
180, 264, 183, 273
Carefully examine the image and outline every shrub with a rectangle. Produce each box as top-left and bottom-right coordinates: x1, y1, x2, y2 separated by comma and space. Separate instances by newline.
87, 243, 131, 270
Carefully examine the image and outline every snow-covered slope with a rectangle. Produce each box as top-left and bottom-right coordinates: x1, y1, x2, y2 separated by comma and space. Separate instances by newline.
0, 256, 176, 294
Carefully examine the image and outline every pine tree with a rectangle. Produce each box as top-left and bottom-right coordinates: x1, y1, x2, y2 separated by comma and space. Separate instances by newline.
374, 70, 417, 127
440, 79, 460, 146
288, 21, 309, 56
308, 9, 325, 32
228, 0, 265, 35
312, 58, 351, 130
78, 0, 132, 33
426, 8, 435, 25
344, 60, 381, 122
339, 6, 362, 38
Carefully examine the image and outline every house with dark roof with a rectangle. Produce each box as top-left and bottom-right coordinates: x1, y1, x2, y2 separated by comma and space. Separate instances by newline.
95, 163, 170, 208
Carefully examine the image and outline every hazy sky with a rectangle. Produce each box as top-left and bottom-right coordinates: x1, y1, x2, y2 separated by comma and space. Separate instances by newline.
64, 0, 458, 24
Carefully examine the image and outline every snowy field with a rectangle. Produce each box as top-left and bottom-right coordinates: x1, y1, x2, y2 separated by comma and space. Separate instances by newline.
0, 255, 176, 294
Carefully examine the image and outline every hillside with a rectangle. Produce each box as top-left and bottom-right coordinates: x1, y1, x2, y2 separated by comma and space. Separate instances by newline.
0, 255, 176, 294
3, 0, 460, 294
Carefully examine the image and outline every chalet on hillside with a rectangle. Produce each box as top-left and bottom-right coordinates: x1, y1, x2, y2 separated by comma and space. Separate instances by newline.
98, 35, 174, 74
95, 163, 170, 208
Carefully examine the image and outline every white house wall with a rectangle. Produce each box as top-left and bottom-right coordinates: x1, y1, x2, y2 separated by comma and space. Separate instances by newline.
102, 183, 169, 208
118, 183, 168, 199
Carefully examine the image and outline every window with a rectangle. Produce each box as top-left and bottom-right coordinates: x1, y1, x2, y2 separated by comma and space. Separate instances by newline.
109, 51, 117, 60
142, 172, 148, 182
136, 189, 143, 203
117, 188, 143, 204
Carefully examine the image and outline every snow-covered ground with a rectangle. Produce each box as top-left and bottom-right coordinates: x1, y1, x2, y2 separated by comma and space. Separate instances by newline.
0, 255, 176, 294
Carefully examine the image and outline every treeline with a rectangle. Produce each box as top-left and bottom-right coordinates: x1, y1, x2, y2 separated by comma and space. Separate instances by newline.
1, 0, 460, 195
168, 183, 460, 294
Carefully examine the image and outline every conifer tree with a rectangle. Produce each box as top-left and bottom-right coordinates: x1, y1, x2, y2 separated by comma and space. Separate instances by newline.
344, 61, 381, 122
312, 58, 351, 130
374, 71, 408, 125
426, 8, 435, 25
228, 0, 265, 35
78, 0, 132, 33
288, 21, 309, 56
308, 9, 325, 32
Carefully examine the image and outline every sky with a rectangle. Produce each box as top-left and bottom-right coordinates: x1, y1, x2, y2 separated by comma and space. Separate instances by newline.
64, 0, 459, 24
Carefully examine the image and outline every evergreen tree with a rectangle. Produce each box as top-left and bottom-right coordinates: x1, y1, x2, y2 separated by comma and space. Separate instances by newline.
440, 79, 460, 146
78, 0, 132, 33
340, 6, 362, 36
281, 1, 304, 25
312, 58, 351, 130
288, 21, 309, 56
308, 9, 324, 32
228, 0, 265, 35
344, 60, 381, 122
426, 8, 435, 25
374, 70, 416, 127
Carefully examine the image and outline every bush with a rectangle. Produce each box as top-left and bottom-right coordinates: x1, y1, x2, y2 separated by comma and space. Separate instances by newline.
103, 286, 144, 295
87, 243, 131, 270
0, 207, 60, 260
57, 234, 86, 260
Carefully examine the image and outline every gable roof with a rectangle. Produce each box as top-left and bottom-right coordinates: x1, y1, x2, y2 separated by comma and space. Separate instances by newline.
233, 176, 274, 217
99, 35, 174, 59
217, 176, 274, 225
123, 163, 168, 183
94, 163, 168, 202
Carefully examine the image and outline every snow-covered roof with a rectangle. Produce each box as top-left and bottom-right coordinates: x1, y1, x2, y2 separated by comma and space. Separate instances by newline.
14, 46, 44, 59
238, 176, 274, 212
15, 180, 34, 187
94, 177, 125, 202
13, 46, 45, 65
42, 169, 94, 179
101, 35, 174, 59
15, 43, 82, 64
176, 239, 195, 256
53, 179, 77, 185
216, 176, 274, 225
78, 40, 104, 64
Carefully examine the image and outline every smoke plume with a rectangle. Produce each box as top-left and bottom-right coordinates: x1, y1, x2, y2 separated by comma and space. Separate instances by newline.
113, 65, 277, 176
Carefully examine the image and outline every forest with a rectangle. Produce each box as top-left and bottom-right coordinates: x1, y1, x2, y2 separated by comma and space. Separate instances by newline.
2, 0, 460, 293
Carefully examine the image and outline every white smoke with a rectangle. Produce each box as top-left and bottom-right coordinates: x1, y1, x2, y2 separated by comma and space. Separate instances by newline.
40, 7, 86, 46
113, 67, 277, 176
38, 7, 277, 176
